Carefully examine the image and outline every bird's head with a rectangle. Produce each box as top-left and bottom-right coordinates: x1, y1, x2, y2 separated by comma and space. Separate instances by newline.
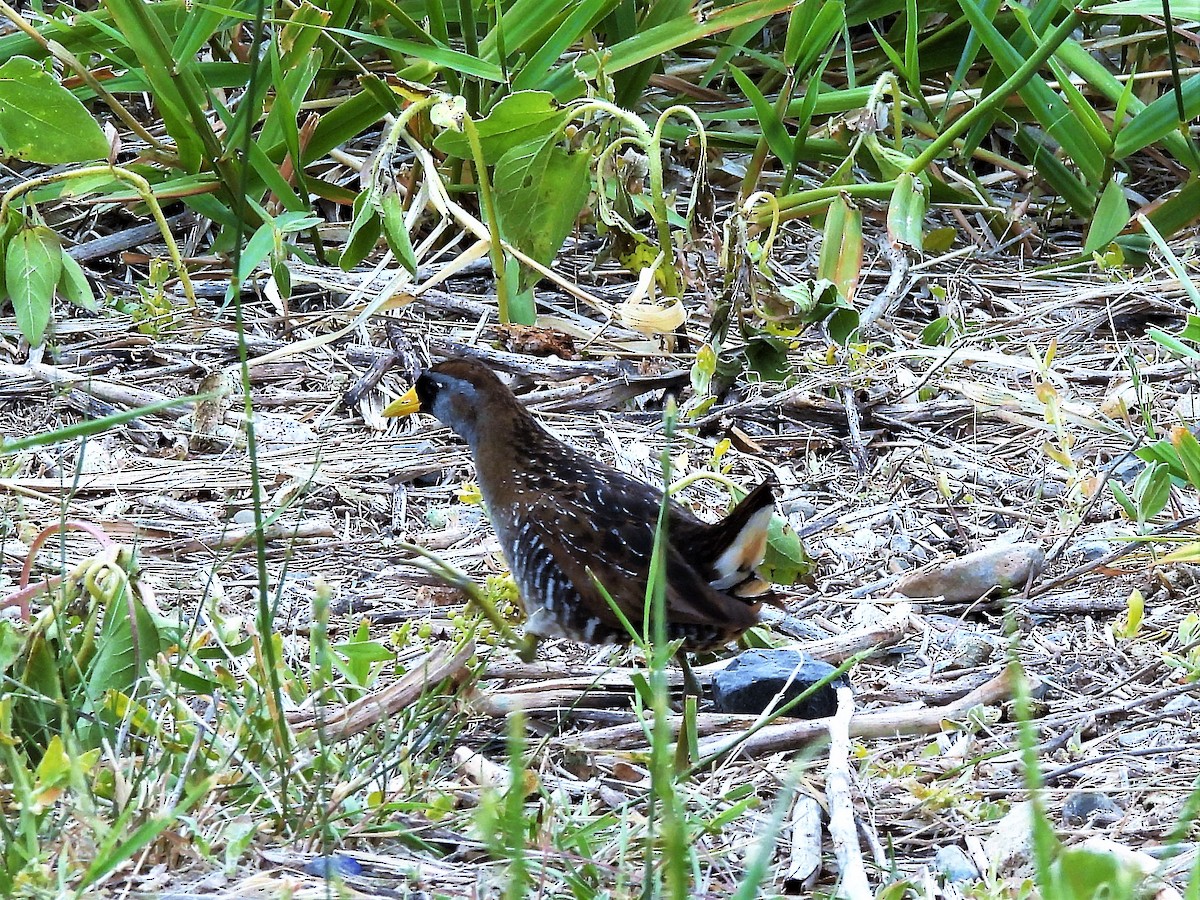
383, 358, 517, 449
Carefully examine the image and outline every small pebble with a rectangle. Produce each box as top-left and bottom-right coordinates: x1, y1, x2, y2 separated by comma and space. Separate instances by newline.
1109, 456, 1145, 486
935, 845, 980, 883
1069, 540, 1112, 563
1062, 791, 1123, 827
304, 853, 363, 878
1164, 695, 1200, 714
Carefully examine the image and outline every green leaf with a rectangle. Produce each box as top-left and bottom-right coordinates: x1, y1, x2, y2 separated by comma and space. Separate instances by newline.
1084, 179, 1130, 254
1134, 462, 1171, 520
341, 190, 382, 271
743, 335, 792, 382
0, 57, 108, 163
817, 194, 863, 303
511, 0, 616, 92
920, 316, 952, 346
727, 64, 793, 166
1114, 72, 1200, 159
435, 91, 569, 164
58, 252, 97, 311
1180, 314, 1200, 343
85, 575, 163, 713
956, 0, 1104, 187
6, 225, 62, 345
1113, 588, 1144, 639
1108, 479, 1138, 521
760, 515, 812, 585
493, 136, 592, 308
0, 621, 23, 675
886, 172, 925, 251
1170, 426, 1200, 491
380, 191, 418, 275
327, 28, 505, 82
102, 0, 209, 171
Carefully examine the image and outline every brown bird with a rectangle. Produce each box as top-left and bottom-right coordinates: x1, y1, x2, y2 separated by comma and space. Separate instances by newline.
384, 358, 775, 686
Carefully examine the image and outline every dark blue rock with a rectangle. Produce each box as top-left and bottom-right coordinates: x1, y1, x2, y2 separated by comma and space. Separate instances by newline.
304, 853, 363, 878
710, 650, 845, 717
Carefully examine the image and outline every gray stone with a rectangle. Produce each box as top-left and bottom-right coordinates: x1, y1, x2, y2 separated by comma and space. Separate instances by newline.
1062, 791, 1123, 827
935, 845, 980, 883
710, 650, 846, 717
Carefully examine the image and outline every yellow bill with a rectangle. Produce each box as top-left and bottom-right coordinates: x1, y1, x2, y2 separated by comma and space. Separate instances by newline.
382, 386, 422, 417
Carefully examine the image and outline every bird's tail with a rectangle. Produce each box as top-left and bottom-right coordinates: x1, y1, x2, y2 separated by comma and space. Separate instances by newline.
681, 480, 776, 598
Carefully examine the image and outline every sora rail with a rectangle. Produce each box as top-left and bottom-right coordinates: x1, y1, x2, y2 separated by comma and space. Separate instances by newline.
384, 358, 776, 667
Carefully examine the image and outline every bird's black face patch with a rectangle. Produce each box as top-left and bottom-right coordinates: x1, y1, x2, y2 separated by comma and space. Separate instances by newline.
415, 372, 442, 412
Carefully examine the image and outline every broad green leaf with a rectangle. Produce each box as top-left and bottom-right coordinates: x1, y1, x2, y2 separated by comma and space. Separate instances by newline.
761, 516, 812, 585
743, 335, 792, 382
380, 191, 418, 275
1134, 462, 1171, 519
6, 225, 62, 346
1170, 425, 1200, 491
0, 621, 22, 674
0, 57, 107, 163
921, 316, 952, 346
58, 252, 97, 311
1109, 479, 1138, 521
435, 91, 569, 163
85, 576, 164, 714
887, 172, 925, 251
493, 136, 592, 315
1180, 314, 1200, 343
1084, 178, 1130, 253
235, 221, 278, 288
341, 190, 382, 271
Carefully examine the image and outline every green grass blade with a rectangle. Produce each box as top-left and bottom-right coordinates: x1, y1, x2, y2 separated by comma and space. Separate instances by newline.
1114, 72, 1200, 159
955, 0, 1104, 185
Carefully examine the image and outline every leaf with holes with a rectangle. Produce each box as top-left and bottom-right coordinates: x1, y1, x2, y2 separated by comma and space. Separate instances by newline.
493, 135, 592, 313
435, 91, 568, 164
0, 57, 108, 163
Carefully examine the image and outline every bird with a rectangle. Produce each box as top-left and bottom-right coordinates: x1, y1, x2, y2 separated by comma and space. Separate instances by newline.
383, 357, 776, 689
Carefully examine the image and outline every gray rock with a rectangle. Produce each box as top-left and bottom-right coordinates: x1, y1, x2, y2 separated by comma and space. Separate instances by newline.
1062, 791, 1123, 827
711, 650, 846, 717
894, 542, 1044, 603
1069, 540, 1112, 563
935, 845, 980, 883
